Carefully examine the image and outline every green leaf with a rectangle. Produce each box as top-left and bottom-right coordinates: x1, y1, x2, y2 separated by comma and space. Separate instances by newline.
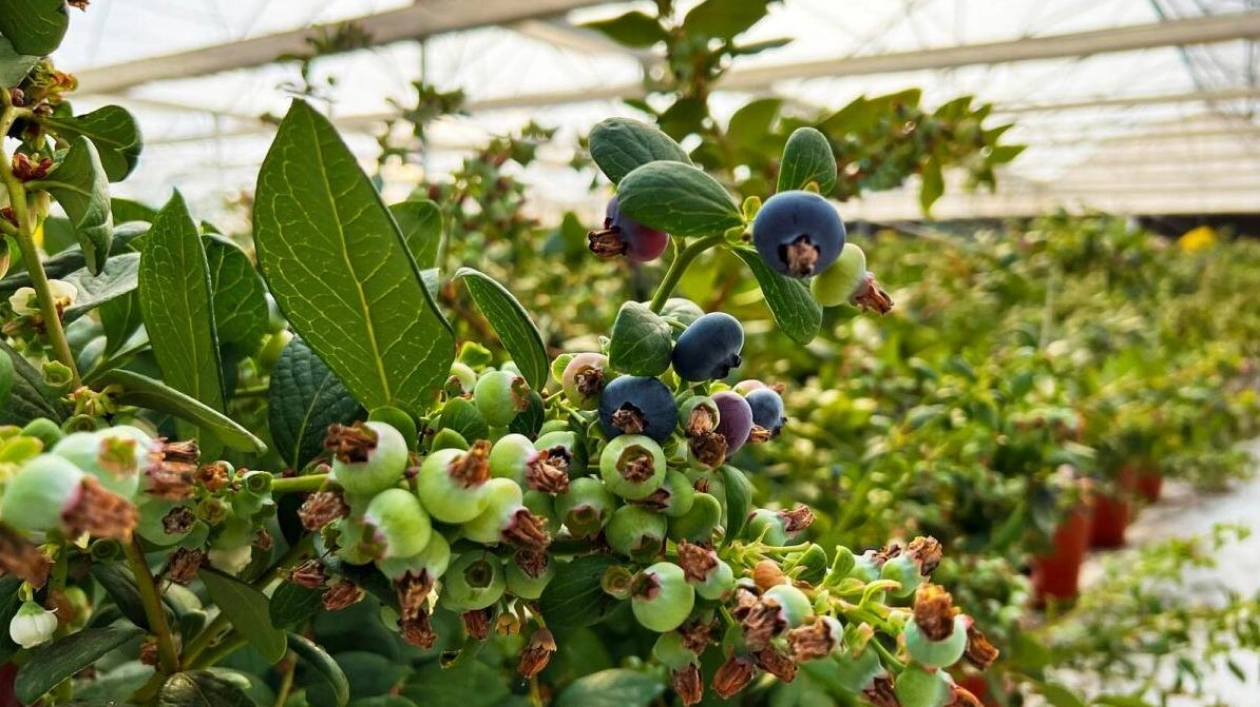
554, 669, 665, 707
0, 35, 37, 87
608, 301, 672, 377
204, 235, 268, 354
1093, 697, 1157, 707
138, 192, 226, 457
778, 127, 837, 194
157, 670, 255, 707
989, 144, 1026, 164
727, 98, 781, 151
15, 626, 144, 704
62, 252, 139, 322
0, 0, 69, 56
390, 199, 442, 269
112, 198, 158, 224
919, 157, 944, 214
1038, 683, 1088, 707
0, 222, 146, 294
349, 698, 417, 707
34, 136, 114, 275
682, 0, 770, 40
730, 37, 791, 56
720, 465, 752, 546
616, 162, 742, 238
268, 336, 364, 470
0, 341, 61, 425
732, 249, 821, 344
288, 633, 350, 707
588, 118, 692, 185
199, 567, 287, 664
453, 267, 548, 391
42, 105, 143, 182
583, 11, 666, 48
438, 396, 488, 443
0, 575, 24, 663
539, 554, 621, 630
402, 661, 508, 707
100, 369, 265, 453
269, 582, 324, 631
97, 292, 143, 357
89, 563, 157, 631
254, 100, 454, 417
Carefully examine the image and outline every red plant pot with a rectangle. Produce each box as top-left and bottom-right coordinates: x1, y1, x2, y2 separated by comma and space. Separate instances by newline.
1135, 469, 1163, 503
956, 672, 998, 707
1031, 505, 1091, 604
0, 663, 19, 707
1090, 467, 1138, 549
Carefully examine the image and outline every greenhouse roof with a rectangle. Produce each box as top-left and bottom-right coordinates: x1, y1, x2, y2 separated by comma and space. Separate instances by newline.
55, 0, 1260, 222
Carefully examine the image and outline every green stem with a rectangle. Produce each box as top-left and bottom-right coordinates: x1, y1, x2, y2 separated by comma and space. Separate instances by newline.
123, 539, 180, 675
189, 633, 246, 669
868, 637, 904, 674
270, 474, 330, 495
181, 613, 230, 669
648, 234, 725, 313
273, 655, 297, 707
0, 101, 81, 389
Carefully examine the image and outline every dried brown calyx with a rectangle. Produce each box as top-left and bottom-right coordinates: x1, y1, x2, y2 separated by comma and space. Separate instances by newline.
66, 478, 137, 540
740, 595, 787, 651
298, 490, 348, 531
787, 616, 841, 662
672, 663, 704, 706
616, 446, 657, 483
161, 506, 196, 536
587, 223, 628, 258
913, 584, 959, 642
164, 548, 206, 585
517, 628, 557, 679
610, 405, 647, 435
324, 423, 378, 464
526, 451, 570, 494
0, 526, 51, 588
196, 461, 231, 492
462, 608, 494, 641
780, 506, 816, 534
906, 535, 943, 575
781, 236, 820, 276
863, 674, 900, 707
450, 440, 492, 488
712, 655, 757, 699
145, 440, 200, 500
322, 579, 364, 611
676, 541, 719, 583
502, 510, 551, 552
289, 560, 329, 589
513, 549, 551, 580
753, 646, 797, 683
965, 623, 1000, 670
852, 272, 894, 314
687, 432, 727, 469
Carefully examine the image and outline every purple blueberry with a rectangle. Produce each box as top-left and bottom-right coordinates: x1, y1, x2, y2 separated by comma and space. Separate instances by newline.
746, 388, 785, 436
671, 312, 744, 382
599, 376, 678, 443
752, 191, 845, 277
712, 391, 753, 455
588, 196, 670, 262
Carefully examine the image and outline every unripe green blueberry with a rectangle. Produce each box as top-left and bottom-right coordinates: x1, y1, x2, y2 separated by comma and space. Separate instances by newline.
811, 243, 868, 307
328, 421, 409, 499
506, 549, 555, 600
474, 370, 529, 427
849, 553, 882, 582
744, 508, 788, 546
489, 433, 537, 485
333, 517, 379, 565
554, 477, 614, 538
606, 505, 667, 559
461, 478, 523, 544
894, 662, 949, 707
538, 420, 570, 436
631, 563, 695, 633
562, 352, 608, 410
882, 554, 924, 598
667, 492, 722, 543
0, 455, 85, 533
20, 418, 63, 450
52, 430, 144, 497
904, 615, 969, 669
136, 497, 195, 546
732, 380, 767, 396
534, 430, 586, 477
654, 471, 695, 518
678, 396, 720, 437
652, 631, 698, 671
416, 442, 492, 524
764, 584, 814, 627
363, 488, 432, 559
599, 435, 665, 500
523, 490, 561, 534
833, 648, 885, 692
446, 362, 478, 397
377, 533, 452, 582
458, 342, 494, 368
692, 557, 735, 601
442, 552, 507, 611
431, 428, 469, 452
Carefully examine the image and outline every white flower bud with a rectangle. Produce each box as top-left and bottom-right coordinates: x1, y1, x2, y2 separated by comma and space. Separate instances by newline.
9, 601, 57, 648
207, 545, 253, 576
8, 287, 39, 316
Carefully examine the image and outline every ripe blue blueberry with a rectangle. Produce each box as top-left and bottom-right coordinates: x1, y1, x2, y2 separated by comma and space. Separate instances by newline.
671, 313, 744, 382
745, 388, 786, 437
598, 376, 677, 443
712, 391, 753, 455
588, 196, 670, 262
752, 190, 845, 277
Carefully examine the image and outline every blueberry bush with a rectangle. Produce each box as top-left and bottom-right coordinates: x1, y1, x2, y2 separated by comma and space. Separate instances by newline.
0, 5, 1005, 707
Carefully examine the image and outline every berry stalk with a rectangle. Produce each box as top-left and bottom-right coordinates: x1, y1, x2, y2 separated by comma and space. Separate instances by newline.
122, 538, 180, 674
648, 234, 725, 314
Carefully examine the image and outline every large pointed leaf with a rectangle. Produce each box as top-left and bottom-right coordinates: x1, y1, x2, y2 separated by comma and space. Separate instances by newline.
89, 563, 156, 631
778, 127, 837, 194
32, 136, 114, 275
682, 0, 771, 40
200, 567, 287, 664
158, 670, 255, 707
42, 105, 144, 182
98, 291, 143, 355
14, 626, 144, 704
138, 193, 226, 457
0, 341, 61, 425
99, 369, 265, 453
0, 36, 37, 87
733, 249, 821, 345
389, 199, 442, 269
583, 11, 666, 48
402, 661, 508, 707
453, 267, 547, 391
269, 581, 324, 631
254, 100, 454, 416
0, 222, 146, 294
62, 251, 139, 322
204, 235, 267, 354
616, 161, 742, 238
538, 554, 621, 630
554, 669, 664, 707
268, 336, 364, 470
589, 118, 692, 185
0, 0, 69, 56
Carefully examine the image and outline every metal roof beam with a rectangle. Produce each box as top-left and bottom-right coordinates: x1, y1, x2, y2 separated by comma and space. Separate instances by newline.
996, 86, 1260, 114
73, 0, 604, 95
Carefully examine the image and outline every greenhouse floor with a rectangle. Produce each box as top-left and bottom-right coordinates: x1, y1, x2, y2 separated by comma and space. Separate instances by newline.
1054, 439, 1260, 705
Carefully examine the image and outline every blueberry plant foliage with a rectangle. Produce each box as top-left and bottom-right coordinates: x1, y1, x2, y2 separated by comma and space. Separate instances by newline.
0, 7, 1005, 707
